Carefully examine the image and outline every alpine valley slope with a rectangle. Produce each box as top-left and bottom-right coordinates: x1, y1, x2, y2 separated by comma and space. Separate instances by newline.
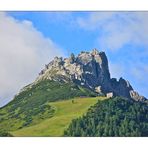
11, 97, 106, 136
0, 80, 97, 136
0, 49, 147, 137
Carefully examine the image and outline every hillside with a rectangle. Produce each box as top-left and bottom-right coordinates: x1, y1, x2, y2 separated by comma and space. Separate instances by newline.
0, 80, 97, 136
11, 97, 106, 136
64, 97, 148, 137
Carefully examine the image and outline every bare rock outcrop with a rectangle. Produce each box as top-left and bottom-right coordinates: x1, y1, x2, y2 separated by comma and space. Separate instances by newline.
35, 48, 147, 102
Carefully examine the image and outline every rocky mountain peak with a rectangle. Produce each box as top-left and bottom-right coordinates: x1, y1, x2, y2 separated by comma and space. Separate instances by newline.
36, 49, 146, 102
91, 48, 99, 55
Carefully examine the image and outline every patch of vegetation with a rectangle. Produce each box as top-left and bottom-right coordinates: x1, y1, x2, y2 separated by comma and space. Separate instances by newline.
0, 80, 97, 133
64, 97, 148, 137
0, 129, 13, 137
11, 97, 105, 136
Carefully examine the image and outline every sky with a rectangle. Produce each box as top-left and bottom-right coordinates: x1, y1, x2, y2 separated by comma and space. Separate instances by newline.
0, 12, 148, 107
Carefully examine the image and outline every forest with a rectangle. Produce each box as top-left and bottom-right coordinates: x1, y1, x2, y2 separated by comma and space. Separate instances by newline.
64, 97, 148, 137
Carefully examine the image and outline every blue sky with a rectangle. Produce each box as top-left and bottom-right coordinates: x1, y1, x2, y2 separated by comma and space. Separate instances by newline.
0, 12, 148, 106
8, 12, 97, 54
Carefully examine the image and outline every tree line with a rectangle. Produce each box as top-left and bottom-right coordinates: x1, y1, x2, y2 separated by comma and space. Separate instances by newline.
64, 97, 148, 137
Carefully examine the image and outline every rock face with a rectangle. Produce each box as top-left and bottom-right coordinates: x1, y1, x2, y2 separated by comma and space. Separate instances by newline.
36, 49, 147, 102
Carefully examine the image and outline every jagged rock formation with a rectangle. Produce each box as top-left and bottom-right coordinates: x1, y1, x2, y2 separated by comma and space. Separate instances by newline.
35, 49, 146, 102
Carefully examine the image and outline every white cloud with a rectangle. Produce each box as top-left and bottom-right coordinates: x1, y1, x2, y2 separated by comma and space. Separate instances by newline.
77, 12, 148, 50
0, 12, 64, 107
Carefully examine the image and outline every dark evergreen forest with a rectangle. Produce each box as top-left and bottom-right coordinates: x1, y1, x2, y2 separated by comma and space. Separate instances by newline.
64, 97, 148, 137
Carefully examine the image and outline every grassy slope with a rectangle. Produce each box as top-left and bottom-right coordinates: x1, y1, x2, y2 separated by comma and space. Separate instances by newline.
0, 80, 97, 132
11, 97, 106, 136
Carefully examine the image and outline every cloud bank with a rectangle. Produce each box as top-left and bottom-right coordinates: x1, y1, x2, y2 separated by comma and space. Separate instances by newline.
0, 12, 64, 107
77, 12, 148, 50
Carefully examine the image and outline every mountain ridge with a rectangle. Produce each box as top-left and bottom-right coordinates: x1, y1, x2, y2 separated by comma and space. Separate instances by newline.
27, 48, 146, 102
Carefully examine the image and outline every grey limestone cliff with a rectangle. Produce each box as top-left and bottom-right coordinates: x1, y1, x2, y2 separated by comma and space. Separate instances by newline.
35, 49, 146, 102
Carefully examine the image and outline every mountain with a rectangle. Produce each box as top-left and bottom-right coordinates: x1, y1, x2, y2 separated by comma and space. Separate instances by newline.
0, 48, 147, 137
34, 48, 146, 102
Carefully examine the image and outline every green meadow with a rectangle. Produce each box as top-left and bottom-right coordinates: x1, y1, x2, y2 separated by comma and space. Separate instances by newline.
11, 97, 106, 136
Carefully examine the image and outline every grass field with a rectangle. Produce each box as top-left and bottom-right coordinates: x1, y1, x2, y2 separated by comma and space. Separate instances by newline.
11, 97, 106, 136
